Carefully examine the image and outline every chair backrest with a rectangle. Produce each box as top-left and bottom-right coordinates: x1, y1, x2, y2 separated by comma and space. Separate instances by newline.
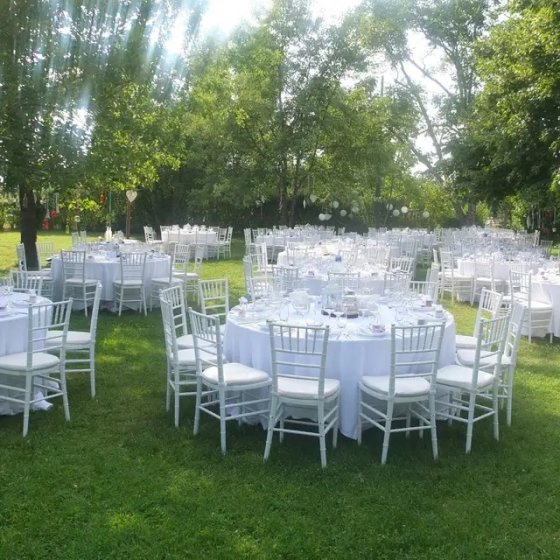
439, 251, 456, 273
472, 288, 503, 336
16, 243, 27, 272
89, 282, 103, 340
389, 323, 445, 397
248, 275, 273, 301
268, 322, 330, 399
160, 285, 189, 343
509, 269, 531, 303
118, 252, 147, 281
248, 249, 268, 276
383, 271, 410, 294
409, 280, 438, 301
36, 241, 55, 269
198, 278, 230, 323
0, 275, 14, 289
390, 256, 414, 275
469, 314, 510, 384
190, 245, 205, 274
188, 308, 223, 379
160, 297, 180, 365
144, 226, 155, 243
273, 265, 300, 294
503, 301, 525, 369
10, 270, 43, 295
61, 250, 86, 281
27, 299, 73, 369
172, 243, 191, 275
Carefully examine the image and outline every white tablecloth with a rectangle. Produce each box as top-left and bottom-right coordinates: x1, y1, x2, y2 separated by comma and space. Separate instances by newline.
532, 277, 560, 336
51, 254, 170, 309
0, 293, 51, 415
224, 303, 456, 439
162, 230, 217, 245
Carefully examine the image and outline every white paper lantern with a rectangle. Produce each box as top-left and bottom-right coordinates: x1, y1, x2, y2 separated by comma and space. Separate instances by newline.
401, 206, 408, 214
318, 213, 325, 221
387, 203, 393, 211
324, 213, 332, 221
332, 200, 339, 209
392, 209, 400, 217
340, 209, 347, 217
351, 206, 359, 214
422, 211, 430, 219
310, 194, 318, 203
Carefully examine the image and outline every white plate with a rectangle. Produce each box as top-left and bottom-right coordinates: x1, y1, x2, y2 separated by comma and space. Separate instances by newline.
357, 326, 387, 337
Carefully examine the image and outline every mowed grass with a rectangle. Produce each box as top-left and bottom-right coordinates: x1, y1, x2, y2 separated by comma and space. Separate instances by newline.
1, 230, 560, 559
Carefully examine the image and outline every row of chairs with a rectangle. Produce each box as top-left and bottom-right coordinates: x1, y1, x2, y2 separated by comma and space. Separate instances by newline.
159, 282, 519, 466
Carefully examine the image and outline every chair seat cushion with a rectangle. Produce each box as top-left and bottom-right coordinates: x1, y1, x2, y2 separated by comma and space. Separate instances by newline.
277, 376, 339, 400
0, 352, 60, 371
456, 349, 511, 369
455, 334, 477, 349
66, 277, 98, 285
436, 364, 494, 390
177, 334, 213, 349
361, 375, 430, 397
185, 272, 199, 279
202, 362, 269, 386
113, 279, 143, 287
45, 330, 91, 347
153, 276, 184, 286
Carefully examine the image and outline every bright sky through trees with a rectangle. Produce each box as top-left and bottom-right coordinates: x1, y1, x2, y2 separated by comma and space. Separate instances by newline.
199, 0, 362, 36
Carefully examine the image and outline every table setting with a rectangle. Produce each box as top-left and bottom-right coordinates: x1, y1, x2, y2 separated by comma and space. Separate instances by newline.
224, 288, 456, 439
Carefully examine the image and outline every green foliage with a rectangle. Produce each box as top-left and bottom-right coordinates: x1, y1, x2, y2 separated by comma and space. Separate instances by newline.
469, 0, 560, 205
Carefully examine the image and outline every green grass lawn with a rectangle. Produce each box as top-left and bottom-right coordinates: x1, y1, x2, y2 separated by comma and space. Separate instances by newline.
1, 231, 559, 559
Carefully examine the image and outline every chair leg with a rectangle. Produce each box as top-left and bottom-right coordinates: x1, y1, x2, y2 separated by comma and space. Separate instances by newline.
465, 392, 476, 453
174, 380, 180, 428
193, 379, 202, 435
381, 401, 394, 465
219, 390, 227, 454
89, 349, 96, 398
23, 376, 32, 437
60, 369, 70, 421
493, 386, 500, 442
429, 394, 438, 460
165, 367, 171, 412
83, 287, 89, 317
264, 396, 278, 462
332, 400, 339, 449
357, 394, 363, 445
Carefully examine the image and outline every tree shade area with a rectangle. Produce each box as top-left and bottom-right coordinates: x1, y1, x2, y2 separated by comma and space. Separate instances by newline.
2, 0, 560, 254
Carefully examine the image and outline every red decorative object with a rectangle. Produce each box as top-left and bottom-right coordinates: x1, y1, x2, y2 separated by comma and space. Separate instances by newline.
50, 210, 57, 218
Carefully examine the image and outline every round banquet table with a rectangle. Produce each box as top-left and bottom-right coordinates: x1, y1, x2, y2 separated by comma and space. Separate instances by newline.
50, 252, 170, 310
223, 301, 456, 440
0, 292, 52, 415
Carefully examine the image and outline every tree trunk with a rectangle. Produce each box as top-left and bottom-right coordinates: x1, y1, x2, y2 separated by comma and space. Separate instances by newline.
19, 186, 39, 270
